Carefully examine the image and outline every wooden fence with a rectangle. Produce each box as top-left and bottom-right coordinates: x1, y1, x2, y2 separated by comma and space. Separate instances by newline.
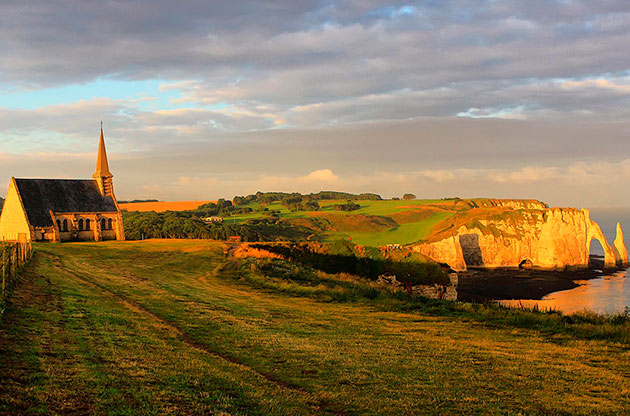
1, 241, 34, 312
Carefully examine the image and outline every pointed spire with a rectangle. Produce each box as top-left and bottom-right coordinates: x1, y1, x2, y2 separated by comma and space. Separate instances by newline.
94, 124, 112, 178
613, 222, 629, 267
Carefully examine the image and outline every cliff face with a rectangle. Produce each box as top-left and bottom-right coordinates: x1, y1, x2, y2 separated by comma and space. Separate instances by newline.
413, 207, 629, 271
613, 222, 629, 267
459, 199, 548, 210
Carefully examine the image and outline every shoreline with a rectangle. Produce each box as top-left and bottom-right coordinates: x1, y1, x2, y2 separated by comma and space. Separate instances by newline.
456, 267, 609, 302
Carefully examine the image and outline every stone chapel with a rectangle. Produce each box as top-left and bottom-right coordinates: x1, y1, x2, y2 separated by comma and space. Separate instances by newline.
0, 127, 125, 242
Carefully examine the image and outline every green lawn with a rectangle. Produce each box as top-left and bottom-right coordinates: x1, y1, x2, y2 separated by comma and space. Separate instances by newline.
1, 240, 629, 415
227, 199, 456, 245
231, 199, 449, 221
327, 211, 454, 246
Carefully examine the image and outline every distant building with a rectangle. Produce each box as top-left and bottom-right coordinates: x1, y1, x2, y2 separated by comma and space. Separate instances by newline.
202, 216, 223, 224
0, 127, 125, 242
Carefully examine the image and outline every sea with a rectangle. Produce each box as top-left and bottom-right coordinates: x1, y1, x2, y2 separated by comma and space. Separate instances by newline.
499, 207, 630, 315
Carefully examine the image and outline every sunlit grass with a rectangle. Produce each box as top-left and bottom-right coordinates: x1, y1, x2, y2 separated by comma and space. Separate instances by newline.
1, 240, 629, 415
226, 199, 456, 245
326, 211, 454, 246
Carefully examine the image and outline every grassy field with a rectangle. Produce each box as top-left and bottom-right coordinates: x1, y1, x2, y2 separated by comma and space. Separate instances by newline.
2, 240, 629, 415
223, 199, 457, 246
119, 198, 552, 247
119, 201, 215, 212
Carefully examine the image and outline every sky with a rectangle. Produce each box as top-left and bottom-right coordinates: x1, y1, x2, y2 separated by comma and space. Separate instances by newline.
1, 1, 630, 207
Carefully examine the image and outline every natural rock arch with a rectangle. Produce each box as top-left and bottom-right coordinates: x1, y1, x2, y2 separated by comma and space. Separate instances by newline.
585, 218, 616, 268
413, 207, 629, 271
613, 222, 630, 267
459, 234, 484, 267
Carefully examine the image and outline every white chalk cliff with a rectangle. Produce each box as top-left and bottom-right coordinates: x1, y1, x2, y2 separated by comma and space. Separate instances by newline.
413, 207, 629, 271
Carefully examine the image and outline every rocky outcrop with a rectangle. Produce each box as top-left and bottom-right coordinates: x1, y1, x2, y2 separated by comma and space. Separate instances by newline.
458, 199, 548, 210
613, 222, 629, 268
413, 207, 629, 271
377, 273, 458, 300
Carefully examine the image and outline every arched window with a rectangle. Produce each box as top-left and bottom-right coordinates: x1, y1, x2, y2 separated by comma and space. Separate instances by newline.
101, 218, 106, 230
56, 219, 61, 230
107, 219, 113, 230
78, 219, 84, 231
62, 219, 68, 232
86, 219, 91, 230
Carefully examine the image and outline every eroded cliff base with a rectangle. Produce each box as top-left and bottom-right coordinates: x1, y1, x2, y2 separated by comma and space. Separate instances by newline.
456, 267, 605, 302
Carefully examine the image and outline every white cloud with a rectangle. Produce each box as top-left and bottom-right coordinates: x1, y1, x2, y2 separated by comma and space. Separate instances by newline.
489, 166, 559, 184
419, 169, 457, 183
560, 78, 630, 93
300, 169, 339, 182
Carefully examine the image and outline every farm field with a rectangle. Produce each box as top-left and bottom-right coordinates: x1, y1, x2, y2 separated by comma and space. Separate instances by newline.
119, 200, 215, 212
1, 240, 629, 415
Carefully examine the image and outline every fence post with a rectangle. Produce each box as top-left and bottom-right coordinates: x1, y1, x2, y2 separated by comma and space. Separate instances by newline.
1, 247, 5, 301
1, 242, 35, 309
11, 244, 17, 281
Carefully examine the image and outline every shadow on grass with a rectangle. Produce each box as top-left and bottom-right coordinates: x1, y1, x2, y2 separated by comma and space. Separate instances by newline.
250, 242, 449, 286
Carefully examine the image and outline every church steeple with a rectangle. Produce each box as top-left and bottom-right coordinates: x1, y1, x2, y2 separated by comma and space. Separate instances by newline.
94, 123, 112, 178
93, 124, 115, 199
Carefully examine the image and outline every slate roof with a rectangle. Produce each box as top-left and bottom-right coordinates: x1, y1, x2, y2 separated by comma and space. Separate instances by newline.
14, 179, 118, 227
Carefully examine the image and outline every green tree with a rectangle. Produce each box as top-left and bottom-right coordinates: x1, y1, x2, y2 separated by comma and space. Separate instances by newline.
233, 196, 247, 206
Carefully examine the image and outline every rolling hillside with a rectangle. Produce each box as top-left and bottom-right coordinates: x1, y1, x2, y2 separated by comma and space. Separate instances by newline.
1, 240, 628, 414
121, 197, 550, 247
119, 200, 214, 212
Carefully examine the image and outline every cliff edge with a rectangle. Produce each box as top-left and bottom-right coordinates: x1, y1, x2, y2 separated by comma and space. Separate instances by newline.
413, 206, 629, 271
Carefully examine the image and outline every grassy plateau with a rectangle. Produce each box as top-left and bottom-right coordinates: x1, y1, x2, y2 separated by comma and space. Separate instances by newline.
1, 240, 629, 415
210, 198, 457, 246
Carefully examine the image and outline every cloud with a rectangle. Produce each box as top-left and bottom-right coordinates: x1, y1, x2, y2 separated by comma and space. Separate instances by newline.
489, 166, 559, 184
1, 2, 630, 208
125, 160, 630, 207
560, 77, 630, 93
300, 169, 339, 182
418, 169, 457, 183
2, 1, 630, 125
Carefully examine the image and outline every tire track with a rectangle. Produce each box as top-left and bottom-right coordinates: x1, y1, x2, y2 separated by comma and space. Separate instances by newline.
50, 254, 348, 416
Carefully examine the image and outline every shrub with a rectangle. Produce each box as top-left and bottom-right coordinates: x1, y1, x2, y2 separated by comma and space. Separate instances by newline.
332, 202, 361, 211
250, 242, 449, 286
233, 196, 248, 206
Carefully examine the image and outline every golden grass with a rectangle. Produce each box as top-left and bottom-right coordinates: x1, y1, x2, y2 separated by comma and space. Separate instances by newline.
1, 240, 629, 415
232, 244, 284, 260
119, 200, 215, 212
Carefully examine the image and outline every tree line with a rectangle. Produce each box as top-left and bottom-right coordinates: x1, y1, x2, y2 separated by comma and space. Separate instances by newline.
122, 210, 316, 241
